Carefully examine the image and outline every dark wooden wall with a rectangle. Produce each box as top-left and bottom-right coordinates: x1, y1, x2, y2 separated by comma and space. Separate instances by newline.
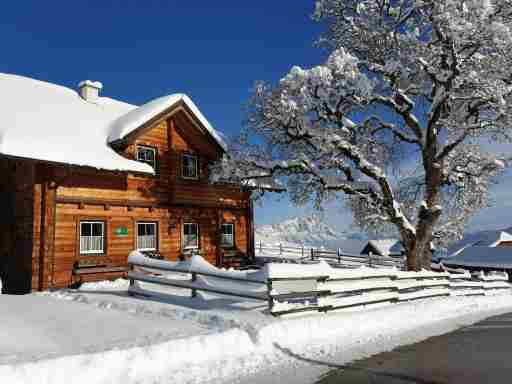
0, 160, 37, 293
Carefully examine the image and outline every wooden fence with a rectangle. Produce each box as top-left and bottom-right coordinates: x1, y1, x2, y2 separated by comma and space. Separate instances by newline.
255, 241, 405, 270
127, 253, 511, 317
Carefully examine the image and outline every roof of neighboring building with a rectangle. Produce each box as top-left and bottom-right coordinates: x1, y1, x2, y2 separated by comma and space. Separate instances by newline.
364, 239, 403, 256
0, 73, 226, 173
445, 230, 512, 257
443, 246, 512, 269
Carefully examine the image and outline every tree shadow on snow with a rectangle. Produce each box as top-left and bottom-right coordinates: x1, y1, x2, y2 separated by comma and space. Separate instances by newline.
70, 288, 267, 313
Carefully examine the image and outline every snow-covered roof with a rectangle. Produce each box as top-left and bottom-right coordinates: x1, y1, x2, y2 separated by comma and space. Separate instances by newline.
365, 239, 403, 256
443, 246, 512, 269
445, 230, 512, 257
108, 94, 227, 151
0, 73, 226, 173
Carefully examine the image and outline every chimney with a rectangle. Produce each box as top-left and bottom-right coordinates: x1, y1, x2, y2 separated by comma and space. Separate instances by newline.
78, 80, 103, 103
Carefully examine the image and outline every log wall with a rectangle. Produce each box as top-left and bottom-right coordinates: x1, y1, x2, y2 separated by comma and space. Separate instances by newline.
48, 111, 252, 288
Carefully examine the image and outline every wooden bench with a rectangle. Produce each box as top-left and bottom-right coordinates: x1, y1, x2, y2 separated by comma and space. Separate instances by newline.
72, 266, 128, 275
221, 250, 248, 269
72, 260, 128, 285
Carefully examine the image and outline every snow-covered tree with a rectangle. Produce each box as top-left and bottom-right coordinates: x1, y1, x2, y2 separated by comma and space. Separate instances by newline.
212, 0, 512, 270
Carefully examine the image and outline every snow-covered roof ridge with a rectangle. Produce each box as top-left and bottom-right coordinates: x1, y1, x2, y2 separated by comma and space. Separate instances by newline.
108, 93, 227, 151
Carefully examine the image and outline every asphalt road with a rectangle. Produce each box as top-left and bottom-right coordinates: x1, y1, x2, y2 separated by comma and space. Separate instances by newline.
316, 312, 512, 384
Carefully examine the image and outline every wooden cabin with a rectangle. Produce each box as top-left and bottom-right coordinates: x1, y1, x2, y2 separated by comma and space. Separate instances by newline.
0, 74, 255, 293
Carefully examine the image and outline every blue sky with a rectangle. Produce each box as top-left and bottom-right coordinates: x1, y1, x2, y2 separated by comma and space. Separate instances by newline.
0, 1, 327, 225
1, 1, 510, 232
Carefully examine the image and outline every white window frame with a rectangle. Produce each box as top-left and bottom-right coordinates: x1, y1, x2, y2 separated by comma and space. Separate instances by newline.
137, 222, 158, 251
136, 145, 157, 169
182, 153, 198, 180
79, 221, 105, 255
220, 223, 234, 248
182, 222, 199, 249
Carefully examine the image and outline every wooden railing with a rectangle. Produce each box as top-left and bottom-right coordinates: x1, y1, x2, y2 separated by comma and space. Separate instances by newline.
128, 253, 268, 302
127, 253, 511, 317
137, 235, 157, 251
255, 241, 405, 270
80, 236, 104, 254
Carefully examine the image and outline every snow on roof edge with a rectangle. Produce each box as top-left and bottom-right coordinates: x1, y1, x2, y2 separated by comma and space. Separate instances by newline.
0, 151, 155, 175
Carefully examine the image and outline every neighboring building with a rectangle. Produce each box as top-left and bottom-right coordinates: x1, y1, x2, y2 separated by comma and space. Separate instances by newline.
443, 246, 512, 272
441, 229, 512, 273
0, 74, 255, 293
361, 239, 403, 257
445, 229, 512, 257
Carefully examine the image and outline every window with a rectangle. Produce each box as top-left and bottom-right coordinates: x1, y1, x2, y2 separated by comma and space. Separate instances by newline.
183, 223, 199, 249
80, 221, 105, 255
136, 145, 157, 169
182, 153, 198, 179
137, 222, 158, 251
221, 223, 234, 248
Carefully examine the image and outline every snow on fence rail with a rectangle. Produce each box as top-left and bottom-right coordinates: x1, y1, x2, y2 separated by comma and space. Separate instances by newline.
255, 241, 405, 270
127, 252, 511, 317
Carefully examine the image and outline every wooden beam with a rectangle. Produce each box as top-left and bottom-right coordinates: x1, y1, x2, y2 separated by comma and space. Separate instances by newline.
56, 196, 248, 211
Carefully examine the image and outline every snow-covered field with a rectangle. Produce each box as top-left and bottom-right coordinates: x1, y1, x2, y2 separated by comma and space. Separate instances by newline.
2, 277, 512, 384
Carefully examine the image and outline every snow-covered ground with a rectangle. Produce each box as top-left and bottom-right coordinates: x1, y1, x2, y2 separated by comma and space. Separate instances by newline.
2, 276, 512, 384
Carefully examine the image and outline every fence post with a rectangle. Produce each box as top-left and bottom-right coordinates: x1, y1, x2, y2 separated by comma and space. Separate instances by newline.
191, 272, 197, 298
128, 263, 135, 296
311, 248, 315, 261
301, 246, 304, 258
368, 252, 373, 268
267, 279, 274, 314
279, 243, 283, 256
337, 248, 341, 264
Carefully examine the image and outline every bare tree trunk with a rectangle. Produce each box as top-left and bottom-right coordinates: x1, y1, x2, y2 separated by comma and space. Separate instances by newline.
414, 211, 439, 270
401, 231, 418, 271
415, 159, 443, 270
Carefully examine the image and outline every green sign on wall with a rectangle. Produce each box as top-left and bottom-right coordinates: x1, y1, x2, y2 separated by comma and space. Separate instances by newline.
115, 227, 129, 237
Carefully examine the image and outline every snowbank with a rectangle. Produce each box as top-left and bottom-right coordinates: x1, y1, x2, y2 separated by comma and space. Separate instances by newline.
128, 250, 266, 282
2, 294, 512, 384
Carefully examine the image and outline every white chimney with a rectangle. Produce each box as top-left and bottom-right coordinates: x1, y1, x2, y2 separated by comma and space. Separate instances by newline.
78, 80, 103, 103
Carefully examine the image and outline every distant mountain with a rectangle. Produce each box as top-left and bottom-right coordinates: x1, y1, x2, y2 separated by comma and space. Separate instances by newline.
255, 215, 367, 252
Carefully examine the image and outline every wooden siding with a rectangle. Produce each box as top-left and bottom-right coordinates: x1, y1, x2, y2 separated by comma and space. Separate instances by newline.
52, 203, 249, 287
3, 108, 254, 291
